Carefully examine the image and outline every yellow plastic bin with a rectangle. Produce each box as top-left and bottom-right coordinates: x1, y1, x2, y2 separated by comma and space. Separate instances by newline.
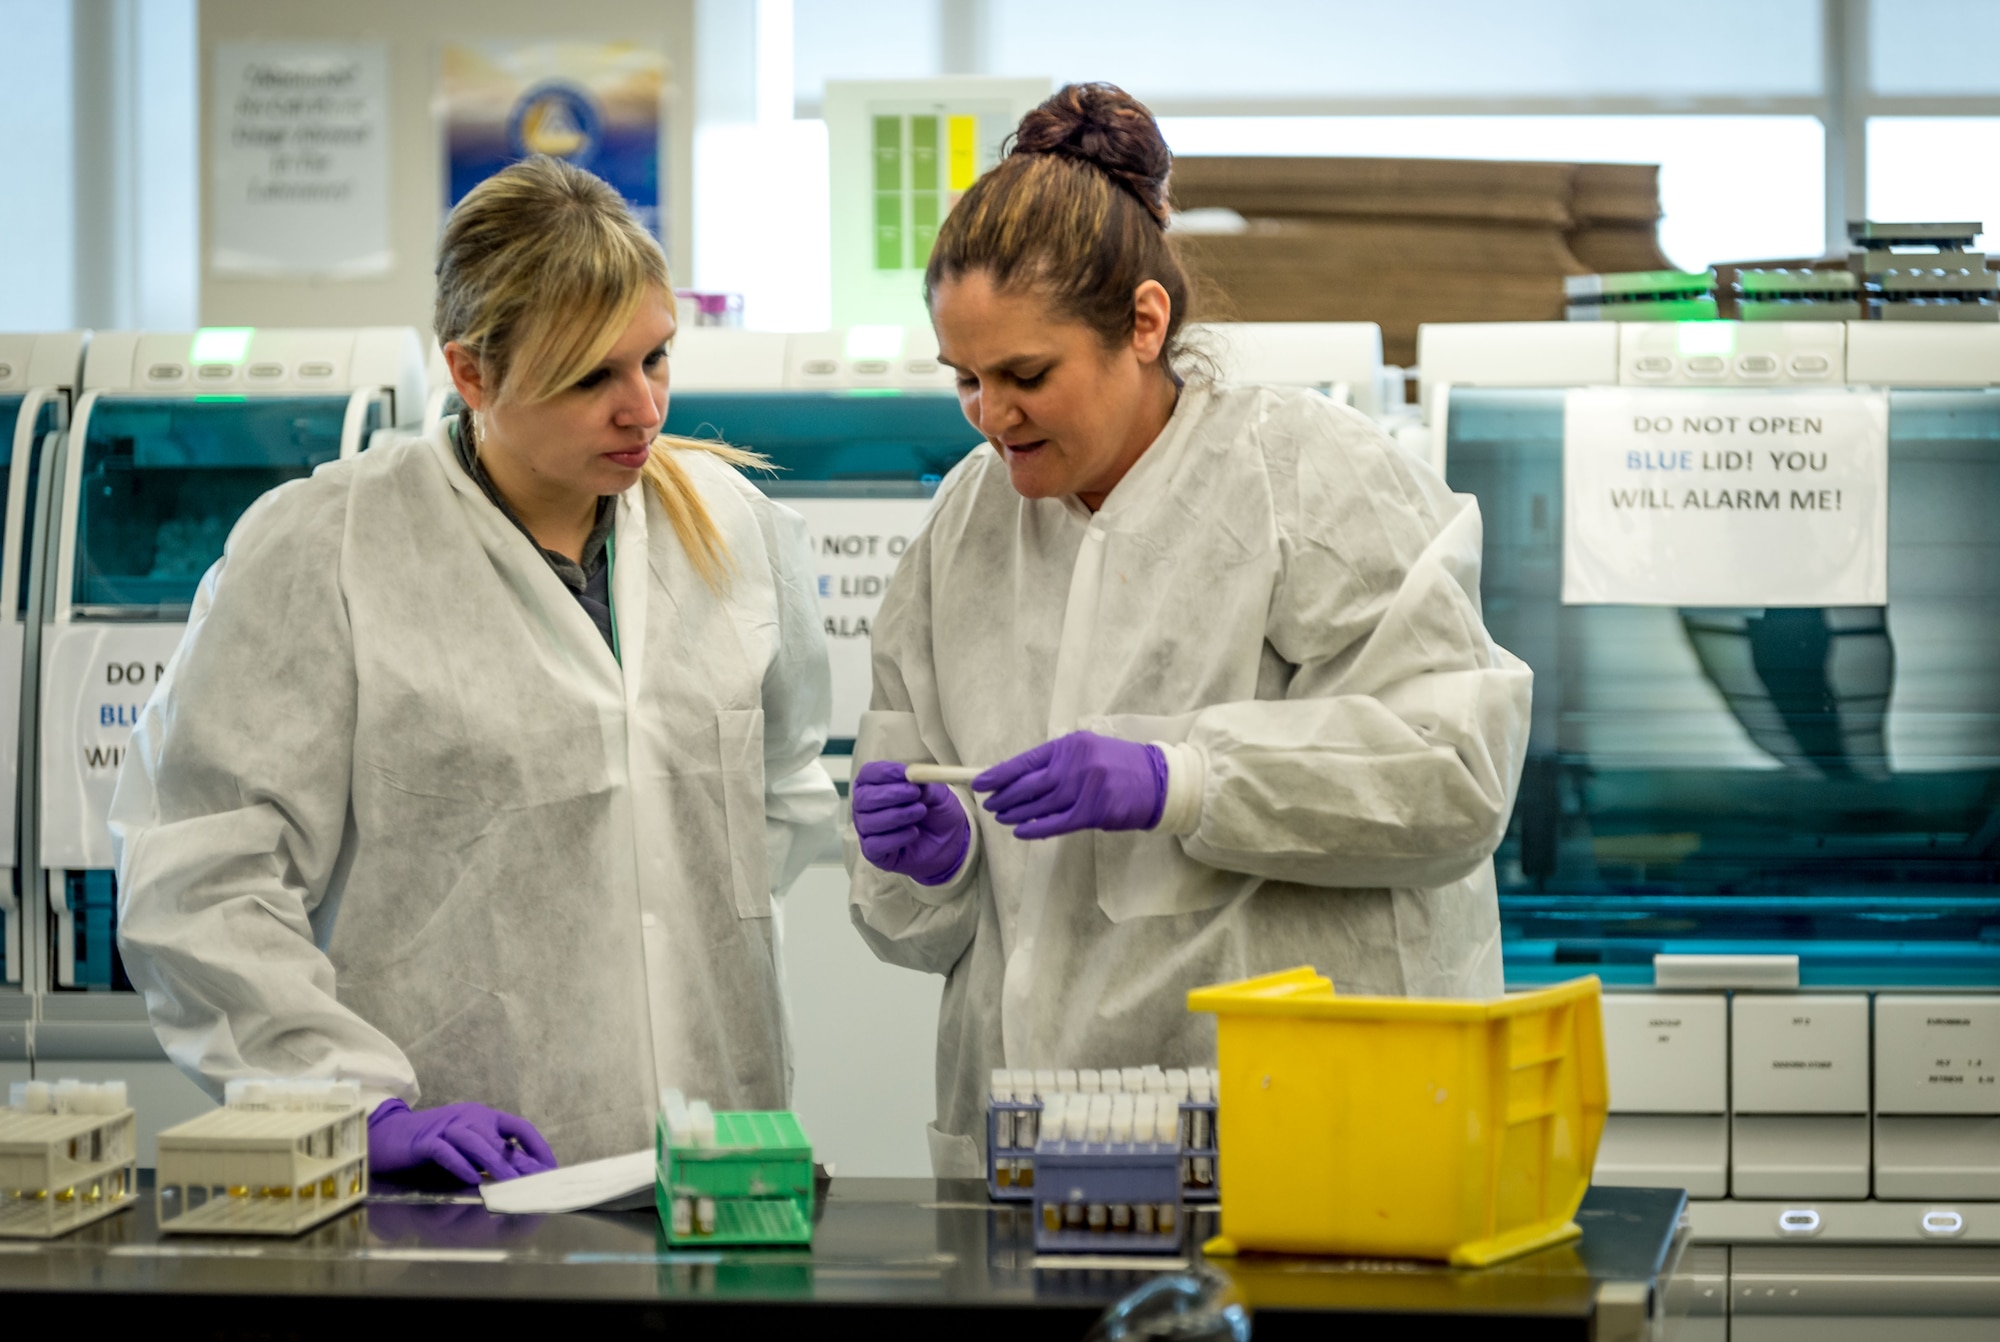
1187, 967, 1606, 1268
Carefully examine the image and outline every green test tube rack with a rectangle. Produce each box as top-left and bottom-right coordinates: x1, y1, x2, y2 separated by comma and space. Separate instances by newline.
656, 1109, 814, 1247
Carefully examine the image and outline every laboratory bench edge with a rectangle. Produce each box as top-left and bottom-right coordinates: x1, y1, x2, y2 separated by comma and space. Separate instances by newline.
0, 1178, 1688, 1341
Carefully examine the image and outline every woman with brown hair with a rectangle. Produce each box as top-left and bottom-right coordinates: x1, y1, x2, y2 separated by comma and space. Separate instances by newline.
846, 85, 1532, 1175
111, 156, 835, 1182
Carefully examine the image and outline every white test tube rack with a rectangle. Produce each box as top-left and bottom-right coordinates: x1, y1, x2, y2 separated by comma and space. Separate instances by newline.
155, 1080, 368, 1236
0, 1080, 139, 1239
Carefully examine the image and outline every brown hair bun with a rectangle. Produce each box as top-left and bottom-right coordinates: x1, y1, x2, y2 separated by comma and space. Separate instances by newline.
1010, 83, 1172, 228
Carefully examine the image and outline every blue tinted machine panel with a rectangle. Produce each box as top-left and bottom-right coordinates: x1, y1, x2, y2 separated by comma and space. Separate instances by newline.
69, 396, 363, 615
664, 390, 980, 497
1446, 386, 2000, 987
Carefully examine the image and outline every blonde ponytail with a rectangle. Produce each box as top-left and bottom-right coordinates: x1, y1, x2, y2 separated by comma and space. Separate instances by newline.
436, 155, 763, 591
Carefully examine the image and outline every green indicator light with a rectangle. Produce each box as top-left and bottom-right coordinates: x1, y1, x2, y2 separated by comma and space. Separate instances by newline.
1675, 322, 1735, 357
191, 327, 254, 364
843, 388, 904, 398
193, 394, 247, 403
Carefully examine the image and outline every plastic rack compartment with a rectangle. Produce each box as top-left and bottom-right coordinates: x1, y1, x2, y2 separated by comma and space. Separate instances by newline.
656, 1090, 813, 1247
1031, 1089, 1186, 1254
987, 1066, 1219, 1204
0, 1080, 138, 1238
155, 1080, 367, 1236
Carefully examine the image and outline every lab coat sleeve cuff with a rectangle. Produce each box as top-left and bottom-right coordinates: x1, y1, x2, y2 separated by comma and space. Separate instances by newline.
1152, 740, 1206, 837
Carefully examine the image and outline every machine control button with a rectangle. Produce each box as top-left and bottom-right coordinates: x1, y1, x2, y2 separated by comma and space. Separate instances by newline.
1736, 353, 1778, 375
195, 363, 235, 381
145, 362, 187, 383
1920, 1209, 1966, 1238
1776, 1208, 1822, 1237
851, 359, 891, 375
905, 359, 941, 375
246, 362, 286, 381
1633, 355, 1674, 377
1685, 355, 1726, 376
802, 359, 838, 376
296, 361, 336, 379
1789, 353, 1832, 376
0, 363, 14, 381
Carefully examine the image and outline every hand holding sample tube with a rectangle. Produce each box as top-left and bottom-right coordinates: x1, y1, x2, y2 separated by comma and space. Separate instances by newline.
851, 761, 971, 885
973, 732, 1167, 839
368, 1100, 558, 1186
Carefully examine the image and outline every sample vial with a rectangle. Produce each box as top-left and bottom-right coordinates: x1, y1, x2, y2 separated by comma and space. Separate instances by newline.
672, 1196, 694, 1236
694, 1196, 717, 1235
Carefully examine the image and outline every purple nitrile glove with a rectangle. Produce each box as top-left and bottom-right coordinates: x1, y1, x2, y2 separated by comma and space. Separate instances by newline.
852, 760, 971, 885
367, 1099, 558, 1186
973, 732, 1167, 840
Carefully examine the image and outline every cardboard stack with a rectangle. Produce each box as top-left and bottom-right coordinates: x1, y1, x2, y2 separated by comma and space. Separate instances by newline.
1170, 157, 1672, 367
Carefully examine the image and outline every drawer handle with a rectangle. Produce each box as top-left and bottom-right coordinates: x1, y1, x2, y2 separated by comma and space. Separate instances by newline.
1920, 1210, 1965, 1238
1776, 1208, 1822, 1237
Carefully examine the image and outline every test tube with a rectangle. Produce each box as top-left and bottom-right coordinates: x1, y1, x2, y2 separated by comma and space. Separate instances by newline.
695, 1196, 717, 1235
1165, 1069, 1190, 1145
990, 1070, 1014, 1186
689, 1100, 717, 1147
1064, 1200, 1085, 1229
1087, 1202, 1108, 1232
1056, 1068, 1078, 1094
1079, 1069, 1102, 1095
1142, 1065, 1166, 1093
1013, 1068, 1037, 1149
1033, 1069, 1056, 1099
1158, 1202, 1177, 1235
1064, 1088, 1096, 1144
1110, 1093, 1135, 1144
1101, 1069, 1123, 1094
1136, 1203, 1157, 1234
1086, 1094, 1111, 1144
672, 1196, 694, 1236
1133, 1093, 1158, 1146
1111, 1202, 1132, 1232
1120, 1067, 1144, 1094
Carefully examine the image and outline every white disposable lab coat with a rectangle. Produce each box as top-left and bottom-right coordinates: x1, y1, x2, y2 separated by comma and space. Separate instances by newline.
113, 421, 837, 1163
845, 384, 1531, 1176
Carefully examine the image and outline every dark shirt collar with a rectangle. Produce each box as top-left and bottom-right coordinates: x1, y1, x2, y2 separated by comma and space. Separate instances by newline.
452, 409, 615, 592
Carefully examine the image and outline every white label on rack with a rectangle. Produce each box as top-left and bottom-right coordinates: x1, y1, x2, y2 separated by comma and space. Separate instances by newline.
1875, 996, 2000, 1115
1562, 388, 1888, 607
1731, 994, 1870, 1114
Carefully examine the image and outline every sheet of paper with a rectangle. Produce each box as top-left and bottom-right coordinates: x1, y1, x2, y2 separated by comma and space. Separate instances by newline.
479, 1148, 654, 1216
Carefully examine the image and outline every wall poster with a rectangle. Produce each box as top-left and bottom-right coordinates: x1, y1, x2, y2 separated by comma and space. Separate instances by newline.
440, 42, 666, 239
211, 42, 391, 277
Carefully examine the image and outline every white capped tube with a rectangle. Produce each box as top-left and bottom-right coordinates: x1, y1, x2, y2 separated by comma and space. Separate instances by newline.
662, 1089, 694, 1145
689, 1099, 716, 1147
1011, 1068, 1034, 1098
903, 764, 983, 785
1056, 1068, 1078, 1093
1033, 1069, 1056, 1099
1120, 1067, 1144, 1093
1086, 1093, 1112, 1143
1155, 1096, 1181, 1144
1062, 1093, 1089, 1142
1164, 1068, 1189, 1101
1110, 1093, 1135, 1143
1133, 1093, 1157, 1142
1101, 1069, 1123, 1094
990, 1068, 1013, 1102
1079, 1069, 1101, 1094
25, 1080, 52, 1114
1142, 1065, 1166, 1093
1191, 1069, 1213, 1103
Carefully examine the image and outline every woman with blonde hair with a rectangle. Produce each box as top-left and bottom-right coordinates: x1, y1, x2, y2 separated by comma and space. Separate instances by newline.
112, 156, 835, 1182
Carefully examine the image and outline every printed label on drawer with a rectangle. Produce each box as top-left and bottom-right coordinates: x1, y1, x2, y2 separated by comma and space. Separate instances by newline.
1732, 994, 1869, 1114
1602, 994, 1727, 1113
1875, 996, 2000, 1115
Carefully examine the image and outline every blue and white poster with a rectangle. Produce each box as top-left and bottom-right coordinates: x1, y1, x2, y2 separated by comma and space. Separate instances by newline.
440, 42, 665, 238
